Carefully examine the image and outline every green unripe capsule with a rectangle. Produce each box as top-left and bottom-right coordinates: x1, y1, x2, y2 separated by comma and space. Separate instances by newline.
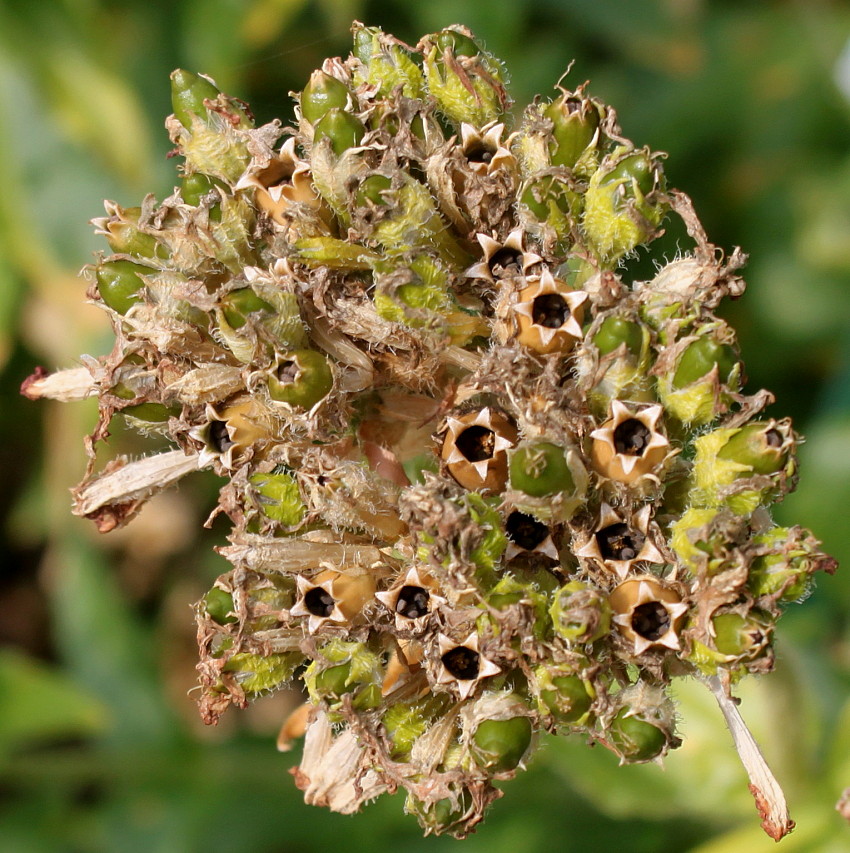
543, 95, 601, 169
609, 709, 667, 762
435, 29, 479, 56
355, 175, 392, 207
313, 108, 365, 156
120, 402, 174, 423
181, 173, 224, 221
471, 716, 532, 773
603, 151, 655, 195
300, 71, 352, 125
103, 207, 167, 259
509, 441, 574, 497
204, 587, 237, 625
538, 670, 594, 723
268, 350, 333, 409
712, 612, 772, 660
249, 471, 306, 526
95, 260, 150, 314
593, 317, 644, 358
313, 662, 353, 697
170, 69, 222, 129
717, 422, 788, 475
672, 338, 739, 389
219, 287, 275, 329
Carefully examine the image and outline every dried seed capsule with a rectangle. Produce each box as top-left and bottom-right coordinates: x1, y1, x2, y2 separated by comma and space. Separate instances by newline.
95, 260, 150, 314
435, 632, 501, 700
510, 269, 588, 355
441, 408, 518, 494
576, 504, 665, 579
590, 401, 671, 485
609, 577, 688, 655
267, 350, 333, 410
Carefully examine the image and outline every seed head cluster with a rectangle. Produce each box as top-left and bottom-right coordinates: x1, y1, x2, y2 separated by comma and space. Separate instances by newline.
25, 23, 836, 839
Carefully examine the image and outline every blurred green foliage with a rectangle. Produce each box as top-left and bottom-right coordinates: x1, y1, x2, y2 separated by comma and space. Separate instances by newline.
2, 0, 850, 850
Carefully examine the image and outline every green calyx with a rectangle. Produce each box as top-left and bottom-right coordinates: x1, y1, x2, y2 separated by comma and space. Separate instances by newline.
119, 402, 175, 423
301, 71, 352, 125
220, 651, 302, 697
672, 338, 739, 389
204, 587, 237, 624
509, 441, 575, 497
267, 350, 333, 409
304, 640, 383, 704
608, 708, 668, 762
747, 527, 824, 603
248, 470, 306, 527
471, 715, 533, 773
95, 260, 150, 314
352, 23, 425, 98
313, 108, 366, 156
593, 316, 644, 358
549, 581, 611, 644
543, 94, 601, 170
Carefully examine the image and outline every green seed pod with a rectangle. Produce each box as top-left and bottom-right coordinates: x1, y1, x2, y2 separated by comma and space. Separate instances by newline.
313, 108, 366, 156
95, 260, 150, 314
656, 332, 742, 426
304, 639, 383, 706
180, 173, 224, 222
669, 507, 729, 575
267, 350, 333, 410
535, 665, 594, 724
220, 650, 303, 698
119, 401, 175, 424
248, 470, 306, 527
543, 92, 602, 171
421, 26, 509, 128
712, 611, 773, 660
220, 288, 275, 329
549, 581, 612, 644
471, 715, 533, 773
691, 420, 796, 514
747, 527, 833, 604
169, 70, 252, 181
171, 69, 222, 129
593, 317, 644, 358
204, 587, 237, 625
404, 786, 473, 837
300, 70, 353, 125
582, 146, 667, 266
352, 23, 425, 98
608, 707, 668, 763
96, 204, 169, 260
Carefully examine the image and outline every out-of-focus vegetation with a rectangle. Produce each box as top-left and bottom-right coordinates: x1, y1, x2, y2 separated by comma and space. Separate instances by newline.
2, 1, 850, 850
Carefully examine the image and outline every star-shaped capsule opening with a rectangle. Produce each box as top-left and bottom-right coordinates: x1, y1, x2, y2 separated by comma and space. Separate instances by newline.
435, 632, 501, 700
236, 138, 323, 226
609, 577, 688, 656
504, 510, 558, 560
190, 401, 266, 470
511, 268, 589, 355
290, 571, 376, 634
590, 401, 671, 484
576, 504, 664, 579
459, 121, 516, 175
466, 229, 542, 283
375, 567, 445, 630
441, 407, 518, 493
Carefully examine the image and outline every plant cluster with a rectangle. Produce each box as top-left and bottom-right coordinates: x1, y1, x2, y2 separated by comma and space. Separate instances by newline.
24, 22, 835, 839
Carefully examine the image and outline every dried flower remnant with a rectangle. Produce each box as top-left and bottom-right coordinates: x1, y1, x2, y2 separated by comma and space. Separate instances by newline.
25, 21, 837, 841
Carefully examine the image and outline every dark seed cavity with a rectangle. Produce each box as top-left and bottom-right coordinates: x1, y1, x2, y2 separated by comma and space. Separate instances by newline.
277, 360, 301, 384
208, 420, 234, 453
304, 586, 336, 618
465, 141, 495, 163
488, 247, 522, 277
456, 424, 496, 462
631, 601, 670, 641
765, 428, 782, 448
441, 645, 480, 680
613, 418, 652, 456
396, 585, 430, 619
596, 523, 645, 562
506, 511, 549, 551
531, 293, 570, 329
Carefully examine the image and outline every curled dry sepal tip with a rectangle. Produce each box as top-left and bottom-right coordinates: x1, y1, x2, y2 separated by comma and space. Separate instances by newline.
25, 21, 837, 840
